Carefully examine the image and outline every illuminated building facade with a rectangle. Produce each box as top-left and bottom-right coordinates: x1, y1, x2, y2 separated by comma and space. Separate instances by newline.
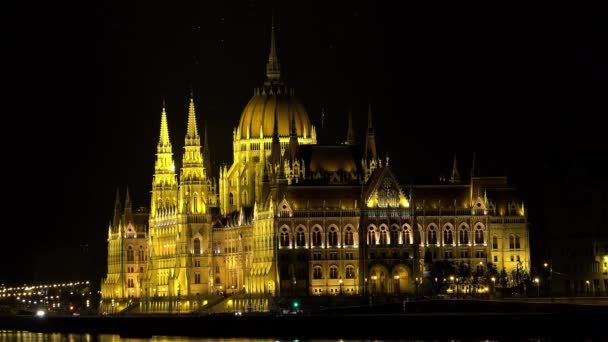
101, 24, 530, 312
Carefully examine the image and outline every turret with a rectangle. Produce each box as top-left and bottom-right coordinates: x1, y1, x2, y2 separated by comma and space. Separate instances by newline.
345, 109, 356, 145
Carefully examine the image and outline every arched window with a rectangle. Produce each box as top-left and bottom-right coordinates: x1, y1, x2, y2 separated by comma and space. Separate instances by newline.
344, 227, 354, 246
379, 227, 388, 245
328, 228, 338, 247
139, 246, 145, 262
296, 228, 306, 247
443, 228, 453, 245
459, 227, 469, 244
313, 266, 323, 279
492, 236, 498, 249
345, 266, 355, 279
229, 193, 234, 205
391, 227, 399, 245
127, 246, 134, 262
428, 227, 437, 245
194, 238, 201, 255
312, 228, 322, 247
474, 226, 484, 244
368, 229, 376, 245
509, 235, 515, 249
280, 229, 290, 247
329, 266, 338, 279
193, 193, 198, 213
403, 229, 410, 245
515, 235, 521, 249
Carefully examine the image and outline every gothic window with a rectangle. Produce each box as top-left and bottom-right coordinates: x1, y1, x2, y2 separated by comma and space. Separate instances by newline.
391, 227, 399, 245
139, 246, 145, 262
193, 193, 198, 213
296, 228, 306, 247
127, 246, 134, 262
492, 236, 498, 249
313, 266, 323, 279
346, 266, 355, 279
127, 279, 134, 288
229, 193, 234, 205
368, 229, 376, 246
312, 228, 322, 247
509, 235, 515, 249
344, 227, 354, 246
328, 228, 338, 247
428, 227, 437, 245
515, 235, 521, 249
474, 226, 484, 244
459, 227, 469, 245
280, 229, 290, 248
379, 226, 388, 245
195, 273, 201, 284
329, 266, 339, 279
194, 238, 201, 255
443, 228, 453, 245
403, 229, 410, 245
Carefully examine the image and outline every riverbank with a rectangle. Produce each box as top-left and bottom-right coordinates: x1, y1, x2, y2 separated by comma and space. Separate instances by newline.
1, 300, 606, 340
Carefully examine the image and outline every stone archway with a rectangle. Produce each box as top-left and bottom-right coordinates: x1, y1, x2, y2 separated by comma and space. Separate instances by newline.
391, 264, 411, 294
369, 264, 390, 295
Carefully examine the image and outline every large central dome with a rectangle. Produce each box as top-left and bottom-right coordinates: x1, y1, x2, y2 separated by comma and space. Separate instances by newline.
236, 22, 313, 140
237, 87, 312, 139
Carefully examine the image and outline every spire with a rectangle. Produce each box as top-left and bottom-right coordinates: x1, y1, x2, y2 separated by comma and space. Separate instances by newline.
124, 186, 133, 225
450, 154, 461, 183
112, 188, 121, 230
345, 109, 355, 145
266, 12, 281, 81
125, 186, 132, 209
270, 105, 282, 165
287, 107, 299, 160
159, 100, 171, 149
203, 121, 212, 178
185, 88, 200, 144
364, 102, 377, 160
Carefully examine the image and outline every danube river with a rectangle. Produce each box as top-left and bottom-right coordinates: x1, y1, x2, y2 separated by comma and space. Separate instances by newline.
0, 332, 563, 342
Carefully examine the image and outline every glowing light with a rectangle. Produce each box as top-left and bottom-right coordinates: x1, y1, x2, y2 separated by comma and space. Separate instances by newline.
36, 310, 45, 318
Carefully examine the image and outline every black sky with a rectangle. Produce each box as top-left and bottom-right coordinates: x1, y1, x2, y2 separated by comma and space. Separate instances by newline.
5, 1, 607, 286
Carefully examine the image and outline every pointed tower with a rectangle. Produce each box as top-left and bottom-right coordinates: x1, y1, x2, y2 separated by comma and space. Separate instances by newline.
150, 102, 178, 216
180, 90, 207, 215
364, 102, 377, 160
286, 108, 299, 160
112, 188, 121, 231
124, 186, 133, 226
266, 14, 281, 82
270, 106, 282, 167
345, 109, 356, 145
450, 154, 461, 183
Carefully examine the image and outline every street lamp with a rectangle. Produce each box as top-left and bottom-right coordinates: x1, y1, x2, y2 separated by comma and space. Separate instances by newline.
339, 278, 343, 296
585, 280, 590, 295
544, 261, 553, 299
491, 277, 496, 295
534, 278, 540, 297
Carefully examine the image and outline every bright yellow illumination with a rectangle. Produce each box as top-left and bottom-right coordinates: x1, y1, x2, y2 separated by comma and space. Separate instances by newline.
367, 191, 378, 208
170, 162, 175, 172
399, 193, 409, 208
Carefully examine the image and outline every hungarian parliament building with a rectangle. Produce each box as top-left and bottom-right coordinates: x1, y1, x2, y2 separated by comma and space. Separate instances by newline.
101, 25, 530, 313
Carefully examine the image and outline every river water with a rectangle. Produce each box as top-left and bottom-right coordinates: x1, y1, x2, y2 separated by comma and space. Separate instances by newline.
0, 331, 561, 342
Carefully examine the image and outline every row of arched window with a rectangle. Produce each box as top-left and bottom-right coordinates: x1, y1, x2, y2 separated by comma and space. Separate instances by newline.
366, 223, 487, 246
279, 226, 357, 248
312, 265, 356, 279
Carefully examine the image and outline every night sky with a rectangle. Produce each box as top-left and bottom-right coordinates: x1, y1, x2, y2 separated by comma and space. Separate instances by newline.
5, 1, 606, 286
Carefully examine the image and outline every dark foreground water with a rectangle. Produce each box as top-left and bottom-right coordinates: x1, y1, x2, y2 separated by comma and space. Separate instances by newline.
0, 332, 600, 342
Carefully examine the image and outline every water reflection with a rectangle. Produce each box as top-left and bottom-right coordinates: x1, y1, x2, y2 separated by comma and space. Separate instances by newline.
0, 332, 555, 342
